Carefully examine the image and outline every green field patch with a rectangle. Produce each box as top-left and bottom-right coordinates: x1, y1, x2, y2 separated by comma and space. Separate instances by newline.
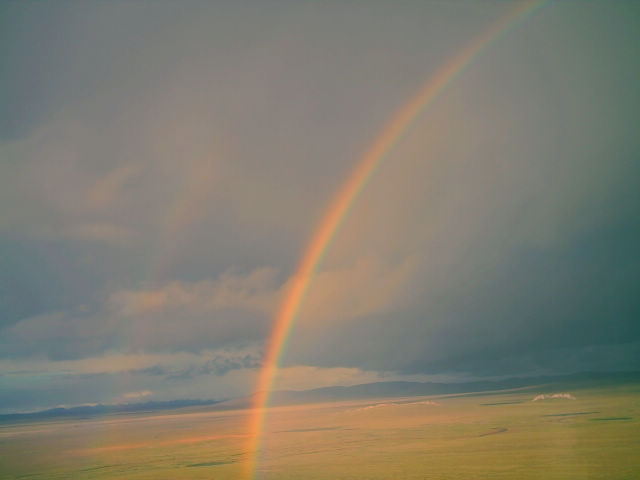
544, 411, 599, 417
79, 464, 119, 472
590, 417, 633, 421
478, 427, 508, 437
277, 426, 342, 433
480, 401, 523, 406
186, 460, 233, 467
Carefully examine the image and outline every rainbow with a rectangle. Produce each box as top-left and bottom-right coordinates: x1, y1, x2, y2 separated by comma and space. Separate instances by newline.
244, 1, 550, 477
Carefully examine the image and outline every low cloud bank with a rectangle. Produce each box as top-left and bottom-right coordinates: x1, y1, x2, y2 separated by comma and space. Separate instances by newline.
532, 393, 576, 402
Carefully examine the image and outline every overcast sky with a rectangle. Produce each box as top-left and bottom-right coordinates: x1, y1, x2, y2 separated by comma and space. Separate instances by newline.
1, 1, 639, 413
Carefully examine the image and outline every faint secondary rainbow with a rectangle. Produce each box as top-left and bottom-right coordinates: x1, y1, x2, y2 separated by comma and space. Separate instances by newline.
244, 1, 550, 477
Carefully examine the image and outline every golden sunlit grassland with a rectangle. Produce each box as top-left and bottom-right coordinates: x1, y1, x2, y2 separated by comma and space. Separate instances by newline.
1, 383, 639, 479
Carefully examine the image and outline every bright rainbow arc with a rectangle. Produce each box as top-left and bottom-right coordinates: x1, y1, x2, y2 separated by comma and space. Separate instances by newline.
245, 1, 549, 477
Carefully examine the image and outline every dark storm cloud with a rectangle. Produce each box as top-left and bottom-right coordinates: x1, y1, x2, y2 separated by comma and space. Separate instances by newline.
286, 157, 640, 375
280, 0, 640, 377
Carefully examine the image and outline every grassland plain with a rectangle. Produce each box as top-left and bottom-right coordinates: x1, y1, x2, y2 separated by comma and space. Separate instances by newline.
1, 382, 639, 479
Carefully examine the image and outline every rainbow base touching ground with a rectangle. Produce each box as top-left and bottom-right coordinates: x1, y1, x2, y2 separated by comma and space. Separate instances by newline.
244, 1, 550, 477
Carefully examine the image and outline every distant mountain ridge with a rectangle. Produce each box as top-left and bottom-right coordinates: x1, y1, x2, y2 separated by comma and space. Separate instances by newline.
211, 371, 640, 410
264, 371, 640, 406
3, 371, 638, 422
0, 398, 219, 422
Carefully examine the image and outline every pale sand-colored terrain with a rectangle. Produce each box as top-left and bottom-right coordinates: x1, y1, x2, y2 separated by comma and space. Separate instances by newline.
1, 385, 638, 479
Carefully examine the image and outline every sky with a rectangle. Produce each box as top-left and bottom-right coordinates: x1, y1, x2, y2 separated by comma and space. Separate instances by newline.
1, 0, 639, 413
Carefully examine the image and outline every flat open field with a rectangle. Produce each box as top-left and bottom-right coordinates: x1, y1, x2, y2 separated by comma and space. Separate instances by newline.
1, 384, 639, 479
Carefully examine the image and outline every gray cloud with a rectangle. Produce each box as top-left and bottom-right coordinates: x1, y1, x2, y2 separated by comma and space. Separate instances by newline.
0, 270, 278, 360
162, 354, 262, 380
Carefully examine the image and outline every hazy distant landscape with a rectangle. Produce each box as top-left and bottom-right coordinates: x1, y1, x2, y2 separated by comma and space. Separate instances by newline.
1, 372, 639, 479
5, 371, 637, 421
